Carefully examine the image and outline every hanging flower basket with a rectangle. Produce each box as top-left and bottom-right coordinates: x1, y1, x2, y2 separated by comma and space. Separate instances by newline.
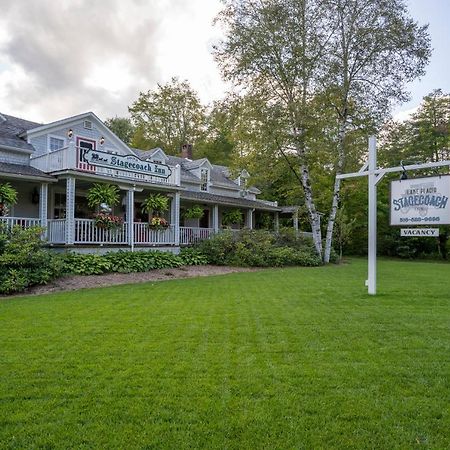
148, 216, 169, 230
93, 213, 123, 230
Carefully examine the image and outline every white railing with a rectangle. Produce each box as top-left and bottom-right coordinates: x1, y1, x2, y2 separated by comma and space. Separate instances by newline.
134, 223, 176, 245
0, 216, 41, 229
74, 219, 128, 244
30, 147, 70, 172
47, 219, 66, 244
180, 227, 215, 245
32, 145, 181, 186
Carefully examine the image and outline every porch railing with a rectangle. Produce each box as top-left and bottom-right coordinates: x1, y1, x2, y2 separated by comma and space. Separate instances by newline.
180, 227, 215, 245
134, 223, 176, 245
47, 219, 66, 244
0, 217, 41, 229
74, 219, 128, 244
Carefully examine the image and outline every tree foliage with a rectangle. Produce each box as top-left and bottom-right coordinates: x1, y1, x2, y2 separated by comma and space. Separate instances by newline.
129, 77, 207, 155
104, 117, 135, 145
214, 0, 431, 261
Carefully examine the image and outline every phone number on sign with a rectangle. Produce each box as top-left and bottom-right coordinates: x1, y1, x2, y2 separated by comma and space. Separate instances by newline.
399, 217, 441, 223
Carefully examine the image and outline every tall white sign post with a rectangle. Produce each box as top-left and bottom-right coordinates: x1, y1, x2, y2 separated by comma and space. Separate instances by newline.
337, 136, 450, 296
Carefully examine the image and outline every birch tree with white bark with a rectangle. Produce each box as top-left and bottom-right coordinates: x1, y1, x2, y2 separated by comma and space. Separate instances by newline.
321, 0, 431, 262
215, 0, 431, 261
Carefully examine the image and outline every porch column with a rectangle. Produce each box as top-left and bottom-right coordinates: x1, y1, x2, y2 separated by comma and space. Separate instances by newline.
65, 177, 76, 244
126, 189, 135, 251
171, 192, 180, 245
274, 212, 280, 233
246, 208, 254, 229
212, 204, 219, 233
293, 209, 299, 237
39, 183, 48, 238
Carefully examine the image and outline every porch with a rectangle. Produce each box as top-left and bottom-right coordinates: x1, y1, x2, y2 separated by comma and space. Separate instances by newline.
0, 216, 218, 247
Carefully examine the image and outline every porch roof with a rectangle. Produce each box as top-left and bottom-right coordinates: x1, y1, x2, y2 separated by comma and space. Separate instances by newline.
180, 190, 281, 212
0, 162, 56, 181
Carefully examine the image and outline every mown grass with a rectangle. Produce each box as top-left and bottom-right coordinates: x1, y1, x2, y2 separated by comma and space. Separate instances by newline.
0, 258, 449, 449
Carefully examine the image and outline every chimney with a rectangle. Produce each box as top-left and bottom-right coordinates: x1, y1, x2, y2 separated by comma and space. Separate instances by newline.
181, 143, 193, 160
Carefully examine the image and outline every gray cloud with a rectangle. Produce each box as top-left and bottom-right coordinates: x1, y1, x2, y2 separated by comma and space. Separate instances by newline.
0, 0, 196, 122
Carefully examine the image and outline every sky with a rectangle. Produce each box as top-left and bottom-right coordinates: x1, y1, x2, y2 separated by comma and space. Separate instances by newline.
0, 0, 448, 124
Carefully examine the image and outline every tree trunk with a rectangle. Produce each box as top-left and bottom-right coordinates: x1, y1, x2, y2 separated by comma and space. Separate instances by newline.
324, 120, 346, 263
299, 160, 323, 257
324, 177, 342, 262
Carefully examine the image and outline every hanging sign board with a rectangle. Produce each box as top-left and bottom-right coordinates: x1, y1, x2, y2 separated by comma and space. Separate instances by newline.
400, 228, 439, 237
82, 149, 172, 179
390, 175, 450, 226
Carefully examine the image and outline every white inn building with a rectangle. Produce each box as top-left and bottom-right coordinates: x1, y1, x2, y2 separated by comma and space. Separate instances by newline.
0, 111, 282, 252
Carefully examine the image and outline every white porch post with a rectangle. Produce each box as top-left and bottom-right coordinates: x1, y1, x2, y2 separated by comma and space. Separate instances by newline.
246, 208, 254, 229
39, 183, 48, 238
171, 192, 180, 245
274, 212, 280, 232
65, 177, 76, 245
127, 189, 135, 251
213, 204, 219, 233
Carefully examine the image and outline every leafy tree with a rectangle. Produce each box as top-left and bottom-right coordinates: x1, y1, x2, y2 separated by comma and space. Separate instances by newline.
104, 117, 135, 145
215, 0, 431, 261
129, 77, 207, 155
195, 99, 239, 166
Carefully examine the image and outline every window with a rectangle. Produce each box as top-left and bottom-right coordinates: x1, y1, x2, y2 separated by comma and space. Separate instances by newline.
83, 120, 93, 129
200, 169, 209, 191
49, 136, 65, 152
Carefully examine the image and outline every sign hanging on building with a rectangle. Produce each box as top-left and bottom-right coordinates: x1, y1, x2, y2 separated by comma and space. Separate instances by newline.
390, 175, 450, 226
82, 149, 172, 179
400, 228, 439, 237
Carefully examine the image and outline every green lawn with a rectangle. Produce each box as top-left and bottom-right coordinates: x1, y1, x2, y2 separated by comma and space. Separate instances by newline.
0, 259, 449, 449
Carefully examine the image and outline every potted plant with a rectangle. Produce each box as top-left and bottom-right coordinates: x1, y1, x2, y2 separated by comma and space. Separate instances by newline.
222, 209, 243, 228
86, 183, 120, 211
93, 213, 124, 230
183, 204, 204, 220
141, 193, 169, 229
86, 183, 120, 228
0, 183, 18, 216
148, 216, 169, 230
141, 193, 169, 217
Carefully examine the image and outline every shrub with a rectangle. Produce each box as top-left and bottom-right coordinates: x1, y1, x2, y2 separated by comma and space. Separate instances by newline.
61, 253, 113, 275
61, 250, 196, 276
179, 248, 208, 265
196, 229, 322, 267
0, 226, 63, 294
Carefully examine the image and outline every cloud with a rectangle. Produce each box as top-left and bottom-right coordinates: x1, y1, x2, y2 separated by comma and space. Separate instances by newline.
0, 0, 226, 123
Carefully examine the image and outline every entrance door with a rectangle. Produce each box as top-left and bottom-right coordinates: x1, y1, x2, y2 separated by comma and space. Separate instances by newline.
76, 137, 96, 171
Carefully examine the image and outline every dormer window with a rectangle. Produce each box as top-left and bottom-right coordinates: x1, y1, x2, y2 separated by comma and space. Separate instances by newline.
200, 168, 209, 191
48, 136, 65, 152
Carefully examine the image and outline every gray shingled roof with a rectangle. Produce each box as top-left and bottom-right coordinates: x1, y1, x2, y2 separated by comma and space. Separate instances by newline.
130, 149, 255, 191
180, 190, 280, 211
0, 162, 55, 180
0, 113, 41, 152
